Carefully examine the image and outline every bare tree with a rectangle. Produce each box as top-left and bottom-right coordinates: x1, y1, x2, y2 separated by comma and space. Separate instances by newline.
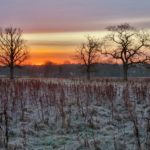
102, 23, 150, 81
0, 27, 29, 79
75, 36, 100, 80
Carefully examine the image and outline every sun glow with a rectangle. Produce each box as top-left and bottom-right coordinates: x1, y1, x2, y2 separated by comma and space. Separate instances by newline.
23, 31, 108, 65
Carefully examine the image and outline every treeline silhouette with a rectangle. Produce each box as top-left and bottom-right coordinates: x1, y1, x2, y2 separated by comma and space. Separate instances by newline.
0, 63, 150, 78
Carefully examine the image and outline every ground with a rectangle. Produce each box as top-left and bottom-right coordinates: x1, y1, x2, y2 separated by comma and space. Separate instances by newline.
0, 78, 150, 150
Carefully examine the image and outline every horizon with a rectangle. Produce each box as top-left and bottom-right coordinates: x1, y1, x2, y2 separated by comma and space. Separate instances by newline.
0, 0, 150, 64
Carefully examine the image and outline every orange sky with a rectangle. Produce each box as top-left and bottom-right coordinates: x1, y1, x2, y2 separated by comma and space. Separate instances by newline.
23, 31, 108, 65
1, 0, 150, 65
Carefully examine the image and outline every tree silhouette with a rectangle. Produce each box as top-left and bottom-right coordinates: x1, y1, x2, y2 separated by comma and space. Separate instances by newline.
102, 23, 150, 81
0, 27, 29, 79
75, 36, 100, 80
43, 61, 55, 77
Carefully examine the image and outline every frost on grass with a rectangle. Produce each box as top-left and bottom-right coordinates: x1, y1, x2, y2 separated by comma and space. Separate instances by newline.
0, 78, 150, 149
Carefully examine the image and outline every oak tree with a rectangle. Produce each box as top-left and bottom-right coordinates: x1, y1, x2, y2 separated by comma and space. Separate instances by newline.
102, 23, 150, 80
0, 27, 29, 79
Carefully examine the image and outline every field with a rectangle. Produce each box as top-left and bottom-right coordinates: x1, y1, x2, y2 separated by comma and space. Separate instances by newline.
0, 78, 150, 150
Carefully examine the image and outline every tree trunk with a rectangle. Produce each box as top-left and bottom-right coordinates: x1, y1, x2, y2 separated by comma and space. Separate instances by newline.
86, 67, 91, 80
10, 65, 14, 80
123, 64, 128, 81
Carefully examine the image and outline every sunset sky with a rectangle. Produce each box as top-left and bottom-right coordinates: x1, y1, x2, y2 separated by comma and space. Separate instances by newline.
0, 0, 150, 64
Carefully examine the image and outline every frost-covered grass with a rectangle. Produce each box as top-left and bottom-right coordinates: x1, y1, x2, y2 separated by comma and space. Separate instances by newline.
0, 78, 150, 150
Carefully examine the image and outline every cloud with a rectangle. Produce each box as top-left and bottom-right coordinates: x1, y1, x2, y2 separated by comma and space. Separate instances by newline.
93, 17, 150, 29
0, 0, 150, 33
29, 41, 78, 47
